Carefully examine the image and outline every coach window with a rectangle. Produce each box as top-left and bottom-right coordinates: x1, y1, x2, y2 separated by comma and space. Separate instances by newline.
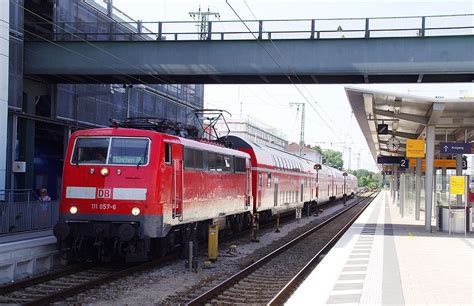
267, 173, 272, 188
165, 143, 172, 165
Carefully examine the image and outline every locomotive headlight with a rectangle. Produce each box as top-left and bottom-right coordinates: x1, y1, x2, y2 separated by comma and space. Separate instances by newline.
70, 206, 78, 214
131, 207, 140, 216
100, 167, 109, 176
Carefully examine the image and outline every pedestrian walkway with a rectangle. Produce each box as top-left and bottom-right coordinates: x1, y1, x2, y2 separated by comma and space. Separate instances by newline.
287, 190, 474, 305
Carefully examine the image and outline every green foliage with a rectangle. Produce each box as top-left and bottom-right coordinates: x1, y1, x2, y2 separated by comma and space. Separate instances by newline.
311, 145, 323, 155
321, 149, 344, 170
348, 169, 383, 189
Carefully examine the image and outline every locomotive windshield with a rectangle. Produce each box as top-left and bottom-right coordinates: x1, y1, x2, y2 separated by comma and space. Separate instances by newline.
71, 137, 149, 165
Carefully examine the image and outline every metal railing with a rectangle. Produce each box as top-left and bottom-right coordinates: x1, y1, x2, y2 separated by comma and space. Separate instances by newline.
0, 190, 59, 235
26, 14, 474, 42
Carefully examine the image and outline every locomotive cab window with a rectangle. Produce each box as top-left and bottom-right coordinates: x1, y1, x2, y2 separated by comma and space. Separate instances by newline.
71, 137, 109, 164
109, 138, 149, 165
165, 143, 172, 165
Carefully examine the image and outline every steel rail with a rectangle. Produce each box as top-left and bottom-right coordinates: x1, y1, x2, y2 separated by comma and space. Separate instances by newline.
268, 192, 378, 305
0, 264, 94, 295
0, 253, 178, 306
186, 192, 377, 306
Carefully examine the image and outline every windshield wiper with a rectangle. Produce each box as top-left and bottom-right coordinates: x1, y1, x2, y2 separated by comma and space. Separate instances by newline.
137, 142, 149, 168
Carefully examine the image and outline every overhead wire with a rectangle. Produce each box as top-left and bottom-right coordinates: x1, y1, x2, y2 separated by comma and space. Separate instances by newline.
226, 0, 340, 139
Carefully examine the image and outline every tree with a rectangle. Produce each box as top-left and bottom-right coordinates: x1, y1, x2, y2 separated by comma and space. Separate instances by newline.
348, 169, 383, 189
311, 145, 323, 155
322, 149, 344, 170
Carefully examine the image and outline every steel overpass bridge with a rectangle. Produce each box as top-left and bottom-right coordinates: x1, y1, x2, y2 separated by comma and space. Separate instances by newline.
24, 14, 474, 84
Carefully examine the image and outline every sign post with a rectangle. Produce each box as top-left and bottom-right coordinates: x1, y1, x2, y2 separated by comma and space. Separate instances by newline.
407, 139, 425, 221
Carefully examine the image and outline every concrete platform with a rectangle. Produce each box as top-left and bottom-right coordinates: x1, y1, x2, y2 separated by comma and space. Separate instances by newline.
0, 231, 58, 284
287, 190, 474, 305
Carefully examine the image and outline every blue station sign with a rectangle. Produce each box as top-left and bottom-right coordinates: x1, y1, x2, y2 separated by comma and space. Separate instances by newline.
377, 156, 404, 164
440, 142, 472, 154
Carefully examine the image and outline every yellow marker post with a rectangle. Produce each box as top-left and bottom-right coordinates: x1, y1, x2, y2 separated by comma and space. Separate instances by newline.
208, 223, 219, 262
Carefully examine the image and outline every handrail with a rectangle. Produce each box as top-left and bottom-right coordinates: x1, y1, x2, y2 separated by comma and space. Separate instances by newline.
25, 13, 474, 42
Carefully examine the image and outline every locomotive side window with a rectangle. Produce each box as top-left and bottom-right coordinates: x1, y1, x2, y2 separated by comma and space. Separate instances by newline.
165, 143, 172, 165
184, 147, 195, 168
223, 155, 232, 172
195, 150, 204, 169
71, 137, 109, 165
109, 138, 149, 165
184, 147, 204, 170
234, 157, 246, 173
208, 153, 233, 172
208, 152, 221, 171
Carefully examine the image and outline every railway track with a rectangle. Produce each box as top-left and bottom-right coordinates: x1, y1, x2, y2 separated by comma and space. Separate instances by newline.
0, 255, 176, 305
0, 194, 364, 305
187, 192, 378, 305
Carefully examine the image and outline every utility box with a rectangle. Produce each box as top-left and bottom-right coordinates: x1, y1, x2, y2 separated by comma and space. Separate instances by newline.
208, 223, 219, 261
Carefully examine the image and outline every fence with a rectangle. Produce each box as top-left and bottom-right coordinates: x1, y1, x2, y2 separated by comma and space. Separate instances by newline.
0, 190, 60, 235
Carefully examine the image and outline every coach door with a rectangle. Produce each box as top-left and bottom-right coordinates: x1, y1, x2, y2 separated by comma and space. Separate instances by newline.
300, 180, 304, 202
274, 177, 279, 207
169, 143, 183, 220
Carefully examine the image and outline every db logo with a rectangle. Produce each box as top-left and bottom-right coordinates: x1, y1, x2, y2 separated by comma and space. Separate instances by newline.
97, 188, 112, 199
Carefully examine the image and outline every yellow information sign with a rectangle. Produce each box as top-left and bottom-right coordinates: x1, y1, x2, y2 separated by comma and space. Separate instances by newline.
409, 159, 458, 171
450, 176, 465, 195
406, 139, 425, 158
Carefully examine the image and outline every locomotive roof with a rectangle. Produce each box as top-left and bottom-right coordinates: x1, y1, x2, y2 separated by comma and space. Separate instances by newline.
72, 127, 249, 159
179, 137, 250, 159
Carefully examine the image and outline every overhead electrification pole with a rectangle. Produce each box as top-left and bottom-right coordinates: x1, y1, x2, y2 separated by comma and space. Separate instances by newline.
290, 102, 305, 156
189, 6, 220, 40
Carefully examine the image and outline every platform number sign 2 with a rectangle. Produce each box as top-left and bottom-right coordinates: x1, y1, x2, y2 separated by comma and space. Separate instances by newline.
399, 158, 409, 169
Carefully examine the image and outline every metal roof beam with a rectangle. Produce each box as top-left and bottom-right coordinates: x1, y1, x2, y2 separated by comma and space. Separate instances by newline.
418, 102, 445, 138
374, 108, 428, 124
392, 131, 419, 139
427, 102, 445, 125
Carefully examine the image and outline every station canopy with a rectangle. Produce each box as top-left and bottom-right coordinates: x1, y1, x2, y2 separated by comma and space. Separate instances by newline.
345, 87, 474, 163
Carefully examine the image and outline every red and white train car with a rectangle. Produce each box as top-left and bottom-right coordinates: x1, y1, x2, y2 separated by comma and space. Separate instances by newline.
225, 136, 358, 217
54, 127, 357, 261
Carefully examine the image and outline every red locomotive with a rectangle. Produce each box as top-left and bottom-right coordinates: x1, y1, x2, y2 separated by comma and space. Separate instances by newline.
54, 119, 357, 261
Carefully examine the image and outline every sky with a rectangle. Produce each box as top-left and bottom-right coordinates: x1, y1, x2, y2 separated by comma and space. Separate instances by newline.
113, 0, 474, 172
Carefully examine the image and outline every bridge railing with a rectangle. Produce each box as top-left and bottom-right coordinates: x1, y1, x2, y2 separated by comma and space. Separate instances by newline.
25, 14, 474, 41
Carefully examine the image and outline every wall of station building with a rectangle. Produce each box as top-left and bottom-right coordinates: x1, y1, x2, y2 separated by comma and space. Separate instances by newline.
4, 0, 204, 200
0, 0, 9, 194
